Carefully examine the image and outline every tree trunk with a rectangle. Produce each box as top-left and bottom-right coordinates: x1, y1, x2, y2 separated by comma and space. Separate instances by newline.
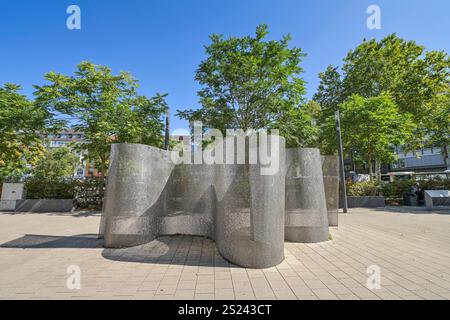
443, 145, 450, 170
375, 158, 381, 183
98, 155, 108, 192
97, 158, 108, 239
100, 159, 107, 180
368, 155, 374, 180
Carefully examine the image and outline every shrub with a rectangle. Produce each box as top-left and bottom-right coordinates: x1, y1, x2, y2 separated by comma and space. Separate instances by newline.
346, 180, 381, 196
379, 178, 450, 200
24, 177, 105, 209
379, 180, 415, 199
25, 178, 75, 199
419, 178, 450, 191
31, 147, 79, 180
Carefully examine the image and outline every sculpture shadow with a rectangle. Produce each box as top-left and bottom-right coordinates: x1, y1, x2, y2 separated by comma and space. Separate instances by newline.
0, 233, 238, 268
101, 235, 239, 268
0, 234, 103, 249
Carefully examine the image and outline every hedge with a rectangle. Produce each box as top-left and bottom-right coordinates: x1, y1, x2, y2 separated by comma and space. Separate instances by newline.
24, 177, 105, 210
347, 178, 450, 200
346, 180, 381, 197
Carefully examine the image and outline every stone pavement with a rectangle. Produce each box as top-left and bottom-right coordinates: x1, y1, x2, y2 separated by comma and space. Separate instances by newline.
0, 207, 449, 300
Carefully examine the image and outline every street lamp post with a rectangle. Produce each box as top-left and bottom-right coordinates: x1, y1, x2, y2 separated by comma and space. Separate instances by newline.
335, 110, 348, 213
164, 109, 170, 150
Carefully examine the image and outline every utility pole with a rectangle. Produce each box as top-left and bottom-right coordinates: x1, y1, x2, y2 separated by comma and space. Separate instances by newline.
164, 109, 170, 150
335, 110, 348, 213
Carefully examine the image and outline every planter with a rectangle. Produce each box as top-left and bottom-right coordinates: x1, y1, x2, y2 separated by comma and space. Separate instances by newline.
403, 194, 419, 206
0, 183, 25, 211
347, 196, 385, 208
15, 199, 74, 213
424, 190, 450, 211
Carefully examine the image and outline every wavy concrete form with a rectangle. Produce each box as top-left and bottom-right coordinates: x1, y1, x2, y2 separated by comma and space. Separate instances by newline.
102, 140, 335, 268
322, 156, 339, 227
285, 149, 329, 242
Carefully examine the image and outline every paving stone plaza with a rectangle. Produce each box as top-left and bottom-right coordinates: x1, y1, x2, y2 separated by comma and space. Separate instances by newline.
1, 207, 449, 300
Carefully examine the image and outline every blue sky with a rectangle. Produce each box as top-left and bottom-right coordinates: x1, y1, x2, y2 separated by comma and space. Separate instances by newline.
1, 0, 449, 132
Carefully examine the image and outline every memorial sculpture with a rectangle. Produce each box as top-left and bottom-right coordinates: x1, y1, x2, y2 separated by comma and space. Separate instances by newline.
100, 134, 339, 268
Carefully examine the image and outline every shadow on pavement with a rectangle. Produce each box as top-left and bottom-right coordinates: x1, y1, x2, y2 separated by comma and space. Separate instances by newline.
0, 233, 233, 267
0, 234, 103, 249
101, 235, 236, 268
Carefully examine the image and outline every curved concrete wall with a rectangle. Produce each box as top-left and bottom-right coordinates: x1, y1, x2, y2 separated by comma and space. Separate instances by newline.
103, 140, 286, 268
322, 156, 340, 227
103, 144, 174, 248
102, 141, 332, 268
285, 149, 329, 242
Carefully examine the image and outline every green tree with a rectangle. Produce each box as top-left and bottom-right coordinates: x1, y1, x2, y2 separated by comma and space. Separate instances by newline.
177, 24, 310, 147
337, 94, 416, 181
270, 100, 320, 148
31, 147, 79, 180
314, 34, 450, 157
0, 83, 56, 181
313, 65, 344, 119
312, 65, 345, 154
341, 34, 450, 118
425, 93, 450, 169
34, 62, 169, 177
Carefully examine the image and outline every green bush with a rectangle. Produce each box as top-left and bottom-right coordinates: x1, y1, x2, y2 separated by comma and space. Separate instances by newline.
380, 178, 450, 200
346, 180, 381, 196
25, 178, 75, 199
24, 177, 105, 209
380, 180, 414, 199
419, 178, 450, 191
31, 147, 79, 180
347, 178, 450, 200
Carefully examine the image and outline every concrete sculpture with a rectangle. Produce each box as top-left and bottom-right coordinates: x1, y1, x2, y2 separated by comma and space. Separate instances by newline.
285, 149, 329, 242
322, 156, 339, 226
101, 138, 338, 268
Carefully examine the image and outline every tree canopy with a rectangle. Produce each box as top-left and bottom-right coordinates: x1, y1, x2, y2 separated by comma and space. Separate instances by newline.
314, 34, 450, 117
31, 147, 79, 180
337, 94, 416, 179
425, 93, 450, 167
34, 61, 169, 176
313, 34, 450, 174
177, 24, 312, 147
341, 34, 449, 118
313, 65, 344, 120
0, 84, 56, 180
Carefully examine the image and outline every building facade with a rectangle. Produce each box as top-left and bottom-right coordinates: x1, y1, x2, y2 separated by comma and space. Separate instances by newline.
391, 146, 449, 173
